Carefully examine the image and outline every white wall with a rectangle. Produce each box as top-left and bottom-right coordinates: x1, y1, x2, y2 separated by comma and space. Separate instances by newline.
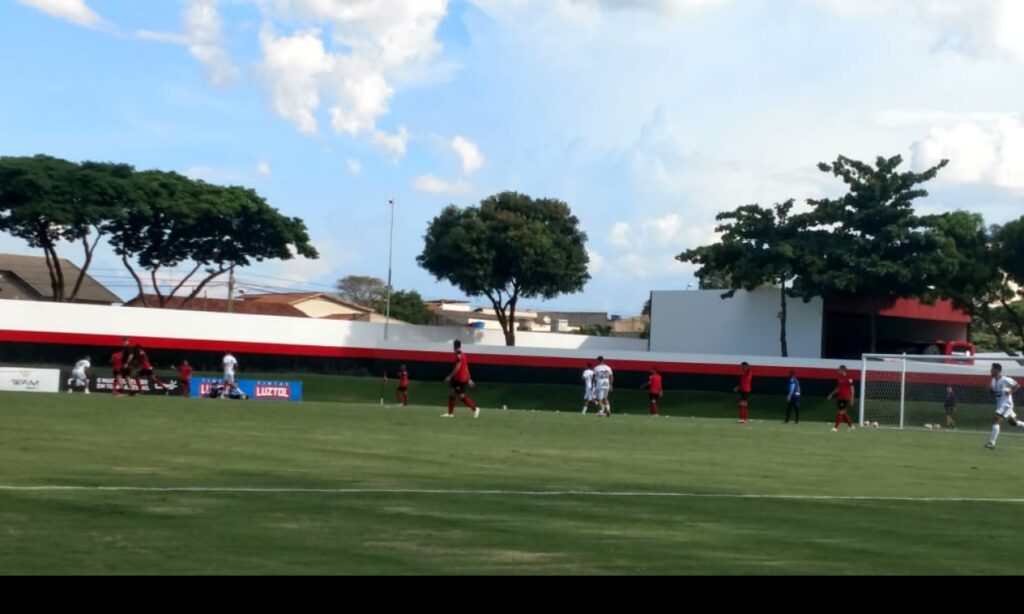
649, 289, 824, 358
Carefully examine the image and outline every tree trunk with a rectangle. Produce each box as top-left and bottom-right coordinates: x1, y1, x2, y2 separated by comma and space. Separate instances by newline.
505, 293, 518, 347
998, 297, 1024, 350
869, 312, 878, 354
979, 305, 1018, 356
779, 280, 789, 358
182, 266, 229, 308
166, 263, 202, 305
122, 254, 148, 307
151, 268, 165, 307
42, 246, 60, 302
68, 230, 101, 303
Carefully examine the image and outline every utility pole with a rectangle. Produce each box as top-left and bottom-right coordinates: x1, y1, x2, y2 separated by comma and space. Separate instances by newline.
227, 265, 236, 314
384, 198, 395, 341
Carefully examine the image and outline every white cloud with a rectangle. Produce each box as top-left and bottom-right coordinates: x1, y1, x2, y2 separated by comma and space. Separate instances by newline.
609, 222, 633, 248
346, 157, 363, 175
257, 27, 334, 136
813, 0, 1024, 63
587, 249, 605, 274
184, 0, 241, 87
371, 127, 410, 161
18, 0, 102, 28
256, 160, 273, 177
642, 213, 684, 246
248, 0, 447, 158
134, 30, 189, 44
413, 175, 472, 194
451, 136, 485, 174
910, 113, 1024, 191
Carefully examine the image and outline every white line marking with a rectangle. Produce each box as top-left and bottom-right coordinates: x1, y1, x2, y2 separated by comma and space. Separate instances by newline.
0, 485, 1022, 503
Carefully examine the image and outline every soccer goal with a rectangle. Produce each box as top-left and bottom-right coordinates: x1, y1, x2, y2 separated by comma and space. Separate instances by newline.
859, 354, 1024, 431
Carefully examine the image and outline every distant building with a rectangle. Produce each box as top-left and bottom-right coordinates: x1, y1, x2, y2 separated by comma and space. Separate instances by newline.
0, 253, 119, 305
125, 291, 405, 323
649, 287, 971, 359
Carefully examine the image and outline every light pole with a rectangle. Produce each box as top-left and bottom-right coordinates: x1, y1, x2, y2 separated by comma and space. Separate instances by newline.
384, 198, 395, 341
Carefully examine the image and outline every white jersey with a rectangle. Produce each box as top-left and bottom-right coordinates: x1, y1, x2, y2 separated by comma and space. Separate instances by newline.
582, 369, 594, 390
73, 359, 90, 374
992, 376, 1018, 410
223, 354, 238, 376
593, 364, 613, 389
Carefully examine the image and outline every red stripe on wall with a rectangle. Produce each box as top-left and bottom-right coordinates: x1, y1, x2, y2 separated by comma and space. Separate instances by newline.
0, 329, 852, 381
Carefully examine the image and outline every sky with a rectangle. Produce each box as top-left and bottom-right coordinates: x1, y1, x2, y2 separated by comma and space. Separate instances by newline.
1, 0, 1022, 315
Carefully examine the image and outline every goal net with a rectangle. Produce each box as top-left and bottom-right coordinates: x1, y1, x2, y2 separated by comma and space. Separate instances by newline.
859, 354, 1024, 431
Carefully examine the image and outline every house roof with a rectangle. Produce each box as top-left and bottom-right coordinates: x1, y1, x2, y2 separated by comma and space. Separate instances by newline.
242, 292, 374, 313
124, 295, 308, 318
0, 253, 120, 304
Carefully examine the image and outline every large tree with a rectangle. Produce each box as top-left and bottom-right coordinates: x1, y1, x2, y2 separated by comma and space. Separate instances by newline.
109, 170, 318, 307
336, 275, 388, 309
0, 155, 132, 302
678, 200, 807, 357
418, 191, 590, 346
797, 155, 950, 351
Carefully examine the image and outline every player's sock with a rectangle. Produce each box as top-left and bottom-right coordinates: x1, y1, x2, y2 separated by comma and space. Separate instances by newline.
447, 398, 456, 414
835, 413, 842, 429
650, 401, 658, 416
990, 423, 1001, 445
463, 396, 478, 410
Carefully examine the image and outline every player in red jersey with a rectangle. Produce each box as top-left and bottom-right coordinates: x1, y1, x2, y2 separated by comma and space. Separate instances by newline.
827, 365, 857, 431
133, 345, 169, 394
734, 362, 753, 424
177, 360, 193, 398
443, 340, 479, 418
111, 349, 127, 396
642, 367, 663, 416
396, 364, 410, 406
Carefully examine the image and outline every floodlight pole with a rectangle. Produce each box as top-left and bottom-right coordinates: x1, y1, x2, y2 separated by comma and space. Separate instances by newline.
384, 198, 395, 341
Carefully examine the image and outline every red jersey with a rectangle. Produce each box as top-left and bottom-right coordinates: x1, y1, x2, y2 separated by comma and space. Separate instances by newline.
111, 351, 124, 371
739, 370, 753, 393
399, 371, 409, 387
837, 377, 854, 401
137, 350, 153, 371
649, 373, 663, 395
453, 351, 470, 383
178, 364, 193, 381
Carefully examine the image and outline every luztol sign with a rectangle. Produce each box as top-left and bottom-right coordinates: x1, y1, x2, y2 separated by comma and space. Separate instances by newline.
191, 378, 303, 402
0, 368, 61, 393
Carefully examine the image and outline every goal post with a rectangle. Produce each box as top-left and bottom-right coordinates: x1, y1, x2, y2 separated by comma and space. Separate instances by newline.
859, 354, 1024, 431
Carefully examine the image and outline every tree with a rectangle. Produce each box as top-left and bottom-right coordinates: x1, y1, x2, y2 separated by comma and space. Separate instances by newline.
678, 200, 806, 356
387, 289, 433, 325
0, 155, 132, 302
109, 171, 318, 307
797, 155, 950, 351
336, 275, 388, 309
922, 211, 1018, 355
993, 218, 1024, 344
418, 191, 590, 346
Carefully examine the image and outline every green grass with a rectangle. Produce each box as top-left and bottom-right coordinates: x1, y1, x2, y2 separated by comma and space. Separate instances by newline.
0, 391, 1020, 575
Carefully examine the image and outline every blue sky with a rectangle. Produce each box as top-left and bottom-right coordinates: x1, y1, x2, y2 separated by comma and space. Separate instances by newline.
1, 0, 1022, 315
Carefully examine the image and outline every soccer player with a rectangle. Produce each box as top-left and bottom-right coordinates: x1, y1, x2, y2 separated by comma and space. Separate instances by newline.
119, 340, 137, 395
985, 363, 1023, 449
785, 370, 801, 424
642, 367, 663, 416
581, 363, 596, 414
133, 345, 168, 394
734, 362, 753, 424
68, 356, 91, 394
442, 340, 480, 418
222, 351, 239, 400
827, 365, 856, 432
177, 360, 194, 398
111, 348, 127, 396
593, 356, 614, 417
943, 386, 957, 430
396, 364, 410, 406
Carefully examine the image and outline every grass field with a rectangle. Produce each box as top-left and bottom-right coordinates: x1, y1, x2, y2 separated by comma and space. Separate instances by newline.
1, 389, 1021, 575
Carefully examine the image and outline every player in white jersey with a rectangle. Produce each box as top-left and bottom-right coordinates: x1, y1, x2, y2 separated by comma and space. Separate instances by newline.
592, 356, 614, 417
581, 363, 596, 414
985, 363, 1023, 449
68, 356, 92, 394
